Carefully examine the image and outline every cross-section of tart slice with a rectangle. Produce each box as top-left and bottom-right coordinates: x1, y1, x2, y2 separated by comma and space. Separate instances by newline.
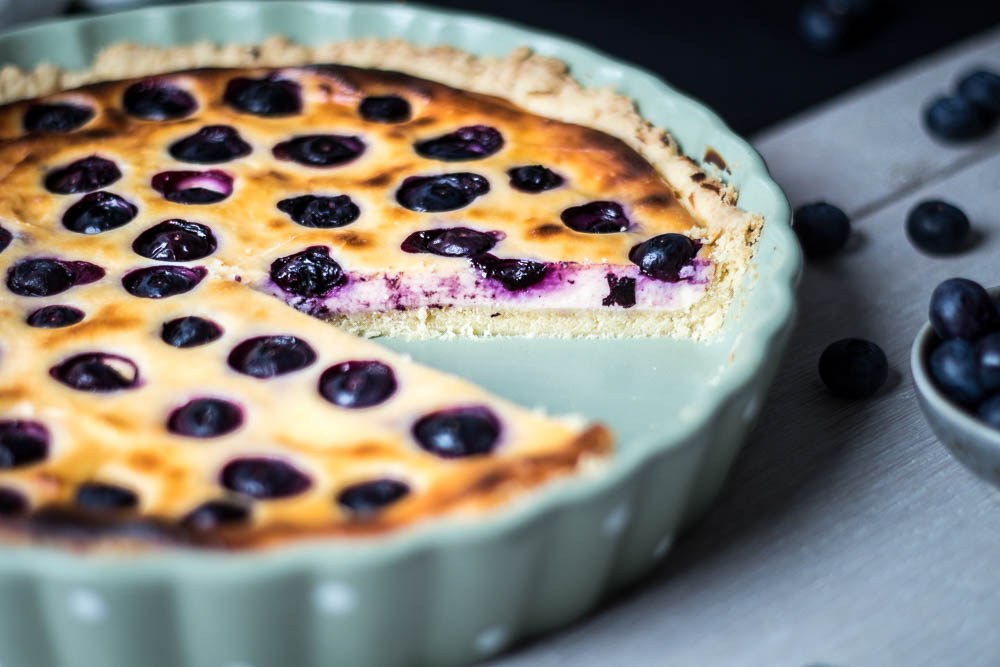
0, 278, 609, 549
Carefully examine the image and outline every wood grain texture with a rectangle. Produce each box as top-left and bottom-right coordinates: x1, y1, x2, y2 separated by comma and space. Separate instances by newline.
489, 28, 1000, 667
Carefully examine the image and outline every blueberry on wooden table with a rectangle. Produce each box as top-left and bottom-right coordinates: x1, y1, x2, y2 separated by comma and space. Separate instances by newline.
956, 69, 1000, 119
818, 338, 888, 398
798, 0, 879, 52
923, 95, 989, 141
905, 200, 971, 255
792, 202, 850, 259
928, 278, 997, 341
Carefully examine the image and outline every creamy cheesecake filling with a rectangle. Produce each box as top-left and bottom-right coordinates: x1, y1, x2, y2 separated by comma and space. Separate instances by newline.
262, 259, 713, 317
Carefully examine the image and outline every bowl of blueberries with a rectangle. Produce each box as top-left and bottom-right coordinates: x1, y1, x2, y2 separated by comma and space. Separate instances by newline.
912, 278, 1000, 487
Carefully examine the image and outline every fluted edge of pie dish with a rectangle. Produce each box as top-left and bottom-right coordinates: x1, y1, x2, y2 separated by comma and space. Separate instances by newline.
0, 3, 802, 666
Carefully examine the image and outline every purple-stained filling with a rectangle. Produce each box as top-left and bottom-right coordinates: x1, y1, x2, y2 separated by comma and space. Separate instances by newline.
44, 156, 122, 195
272, 134, 365, 167
628, 233, 700, 282
131, 220, 217, 262
75, 482, 138, 511
6, 258, 104, 297
395, 173, 490, 212
168, 398, 243, 438
224, 76, 302, 116
181, 500, 249, 530
220, 457, 311, 499
401, 227, 500, 258
0, 420, 50, 469
169, 125, 252, 164
507, 165, 564, 193
276, 194, 360, 228
358, 95, 412, 123
602, 274, 636, 308
270, 246, 346, 298
50, 352, 140, 392
470, 253, 549, 292
227, 335, 316, 378
123, 79, 197, 120
0, 225, 10, 254
23, 103, 94, 133
337, 478, 410, 514
0, 487, 28, 516
560, 201, 631, 234
318, 360, 397, 409
26, 305, 85, 328
161, 316, 224, 348
414, 125, 503, 161
412, 406, 500, 458
151, 170, 233, 204
122, 265, 206, 299
62, 191, 138, 235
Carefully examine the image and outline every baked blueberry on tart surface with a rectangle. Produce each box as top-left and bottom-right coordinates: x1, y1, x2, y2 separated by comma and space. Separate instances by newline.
0, 44, 760, 549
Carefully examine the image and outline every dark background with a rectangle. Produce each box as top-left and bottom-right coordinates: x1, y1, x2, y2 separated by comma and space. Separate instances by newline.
416, 0, 1000, 134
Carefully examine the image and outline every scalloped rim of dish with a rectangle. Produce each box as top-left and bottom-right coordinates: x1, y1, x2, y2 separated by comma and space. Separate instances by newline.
0, 0, 801, 576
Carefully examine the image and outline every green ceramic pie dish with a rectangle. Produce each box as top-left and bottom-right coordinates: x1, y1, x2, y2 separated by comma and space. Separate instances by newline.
0, 3, 801, 666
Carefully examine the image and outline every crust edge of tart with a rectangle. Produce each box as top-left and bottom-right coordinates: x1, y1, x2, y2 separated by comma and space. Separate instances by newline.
0, 36, 762, 341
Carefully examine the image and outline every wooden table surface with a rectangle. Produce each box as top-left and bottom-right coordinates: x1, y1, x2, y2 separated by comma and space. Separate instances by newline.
490, 25, 1000, 667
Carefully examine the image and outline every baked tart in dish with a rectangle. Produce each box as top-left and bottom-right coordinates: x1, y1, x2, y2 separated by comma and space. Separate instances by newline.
0, 39, 760, 549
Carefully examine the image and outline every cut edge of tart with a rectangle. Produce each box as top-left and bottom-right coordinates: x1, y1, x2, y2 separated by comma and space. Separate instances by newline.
0, 37, 761, 341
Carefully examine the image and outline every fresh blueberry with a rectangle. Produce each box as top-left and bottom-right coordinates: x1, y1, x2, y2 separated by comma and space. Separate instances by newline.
628, 233, 699, 282
471, 253, 548, 291
0, 420, 49, 469
161, 316, 224, 348
818, 338, 889, 398
168, 398, 243, 438
224, 76, 302, 116
929, 278, 997, 340
415, 125, 503, 161
220, 457, 311, 499
602, 273, 636, 308
337, 479, 409, 514
401, 227, 499, 257
798, 0, 879, 52
957, 69, 1000, 118
122, 79, 197, 120
508, 165, 564, 192
0, 487, 27, 516
930, 339, 985, 405
0, 226, 10, 254
44, 156, 121, 195
182, 500, 249, 530
792, 202, 851, 258
413, 406, 500, 458
26, 305, 85, 328
122, 265, 206, 299
50, 352, 140, 391
560, 201, 631, 234
276, 194, 360, 228
976, 333, 1000, 394
23, 103, 94, 133
169, 125, 252, 164
272, 134, 365, 167
270, 246, 347, 298
923, 95, 989, 142
62, 191, 138, 235
978, 395, 1000, 429
227, 335, 316, 378
75, 482, 138, 511
906, 200, 971, 254
395, 173, 490, 212
6, 258, 104, 297
131, 219, 217, 262
318, 360, 397, 409
151, 170, 233, 204
358, 95, 412, 123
